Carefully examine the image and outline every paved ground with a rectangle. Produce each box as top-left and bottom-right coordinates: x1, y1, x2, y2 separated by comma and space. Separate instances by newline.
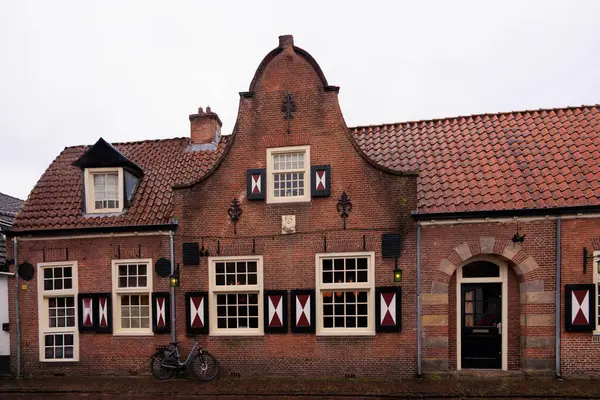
2, 374, 600, 399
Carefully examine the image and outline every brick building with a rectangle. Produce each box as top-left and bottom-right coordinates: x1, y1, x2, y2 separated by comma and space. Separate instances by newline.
6, 35, 600, 378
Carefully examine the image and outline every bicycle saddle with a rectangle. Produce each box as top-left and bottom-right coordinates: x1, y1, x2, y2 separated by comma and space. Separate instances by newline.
169, 341, 180, 346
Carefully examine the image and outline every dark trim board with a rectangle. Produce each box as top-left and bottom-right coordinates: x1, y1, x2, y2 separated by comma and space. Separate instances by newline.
7, 223, 178, 238
411, 204, 600, 221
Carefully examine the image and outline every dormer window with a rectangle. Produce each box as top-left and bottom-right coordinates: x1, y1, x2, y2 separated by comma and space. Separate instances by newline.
84, 168, 124, 214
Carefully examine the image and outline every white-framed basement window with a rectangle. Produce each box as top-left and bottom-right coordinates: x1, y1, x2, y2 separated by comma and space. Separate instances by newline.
112, 259, 153, 336
37, 261, 79, 362
593, 251, 600, 334
208, 256, 263, 336
315, 252, 375, 336
84, 167, 124, 214
266, 145, 310, 203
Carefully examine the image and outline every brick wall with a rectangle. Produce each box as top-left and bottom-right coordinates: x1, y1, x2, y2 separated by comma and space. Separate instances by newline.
171, 39, 418, 377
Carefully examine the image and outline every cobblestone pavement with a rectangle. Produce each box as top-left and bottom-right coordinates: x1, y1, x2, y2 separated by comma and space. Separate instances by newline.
2, 375, 600, 399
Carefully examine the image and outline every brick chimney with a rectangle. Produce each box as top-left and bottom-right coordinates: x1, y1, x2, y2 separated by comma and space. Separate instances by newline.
189, 106, 222, 145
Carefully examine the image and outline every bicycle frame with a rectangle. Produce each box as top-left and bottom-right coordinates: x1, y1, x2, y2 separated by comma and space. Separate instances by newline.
162, 338, 200, 368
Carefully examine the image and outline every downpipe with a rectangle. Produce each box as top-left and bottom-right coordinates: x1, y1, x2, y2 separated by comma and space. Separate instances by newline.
169, 231, 176, 343
416, 223, 422, 377
13, 237, 20, 379
555, 217, 562, 378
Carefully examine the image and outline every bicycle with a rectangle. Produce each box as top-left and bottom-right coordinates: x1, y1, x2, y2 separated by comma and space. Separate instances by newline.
150, 336, 219, 381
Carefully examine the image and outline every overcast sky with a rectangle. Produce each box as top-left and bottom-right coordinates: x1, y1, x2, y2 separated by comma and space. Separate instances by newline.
1, 1, 599, 200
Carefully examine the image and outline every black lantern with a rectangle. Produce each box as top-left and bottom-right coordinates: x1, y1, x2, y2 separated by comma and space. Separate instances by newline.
394, 267, 403, 283
170, 264, 180, 288
393, 258, 402, 282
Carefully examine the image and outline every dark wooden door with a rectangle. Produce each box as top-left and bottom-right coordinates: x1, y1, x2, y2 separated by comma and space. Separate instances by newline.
461, 283, 502, 369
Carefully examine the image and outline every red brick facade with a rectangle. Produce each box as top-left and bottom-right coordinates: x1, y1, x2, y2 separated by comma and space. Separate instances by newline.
6, 35, 600, 378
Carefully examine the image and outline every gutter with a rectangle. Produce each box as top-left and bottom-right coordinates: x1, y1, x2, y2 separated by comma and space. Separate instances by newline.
555, 217, 562, 378
411, 205, 600, 221
6, 223, 179, 238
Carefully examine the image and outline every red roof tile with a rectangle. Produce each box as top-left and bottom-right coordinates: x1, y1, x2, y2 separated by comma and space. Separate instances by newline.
13, 137, 230, 232
351, 105, 600, 214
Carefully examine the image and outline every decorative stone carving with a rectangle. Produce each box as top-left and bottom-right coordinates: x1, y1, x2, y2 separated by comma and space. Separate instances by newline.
282, 215, 296, 234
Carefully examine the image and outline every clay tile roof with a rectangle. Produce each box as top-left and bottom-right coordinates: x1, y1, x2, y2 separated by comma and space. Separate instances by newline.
13, 136, 230, 232
351, 105, 600, 214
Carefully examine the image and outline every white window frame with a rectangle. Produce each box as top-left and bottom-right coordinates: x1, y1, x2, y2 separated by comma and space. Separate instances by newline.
266, 145, 311, 204
315, 252, 376, 336
84, 167, 124, 214
208, 255, 264, 336
37, 261, 79, 362
593, 251, 600, 334
111, 259, 153, 336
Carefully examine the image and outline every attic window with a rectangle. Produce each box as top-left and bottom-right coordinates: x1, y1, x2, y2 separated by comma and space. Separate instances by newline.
84, 168, 124, 214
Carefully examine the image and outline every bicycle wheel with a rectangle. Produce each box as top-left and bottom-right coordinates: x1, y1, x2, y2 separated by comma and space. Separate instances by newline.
192, 352, 219, 381
150, 350, 175, 380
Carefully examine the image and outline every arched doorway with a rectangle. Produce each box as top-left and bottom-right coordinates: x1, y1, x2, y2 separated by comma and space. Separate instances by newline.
456, 257, 508, 370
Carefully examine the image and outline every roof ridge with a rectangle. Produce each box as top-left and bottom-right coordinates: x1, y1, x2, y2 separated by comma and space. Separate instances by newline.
62, 136, 190, 150
350, 104, 600, 130
0, 192, 23, 203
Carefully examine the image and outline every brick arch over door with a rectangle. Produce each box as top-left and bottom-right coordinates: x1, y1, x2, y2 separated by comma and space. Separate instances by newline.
432, 236, 544, 290
422, 236, 555, 372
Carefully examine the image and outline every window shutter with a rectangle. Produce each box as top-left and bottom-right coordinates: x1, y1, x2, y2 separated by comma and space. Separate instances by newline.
185, 291, 208, 334
152, 292, 171, 334
264, 290, 288, 333
311, 165, 331, 197
96, 293, 112, 333
78, 294, 95, 332
291, 289, 315, 333
246, 168, 266, 200
565, 284, 595, 332
376, 287, 402, 332
182, 242, 200, 266
78, 293, 112, 333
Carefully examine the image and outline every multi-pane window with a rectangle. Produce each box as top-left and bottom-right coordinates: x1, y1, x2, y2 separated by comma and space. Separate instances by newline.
216, 293, 259, 329
209, 256, 263, 336
43, 266, 73, 291
48, 297, 76, 328
119, 294, 150, 329
44, 333, 75, 360
37, 262, 79, 362
85, 168, 123, 213
112, 259, 152, 335
267, 146, 310, 203
316, 253, 375, 335
93, 172, 119, 209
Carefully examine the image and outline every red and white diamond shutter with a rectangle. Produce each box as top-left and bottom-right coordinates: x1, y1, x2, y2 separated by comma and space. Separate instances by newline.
291, 289, 315, 333
78, 294, 95, 332
311, 165, 331, 197
152, 292, 171, 334
96, 293, 112, 333
376, 287, 402, 332
185, 291, 209, 334
78, 293, 112, 333
246, 168, 266, 200
264, 290, 288, 333
565, 284, 595, 332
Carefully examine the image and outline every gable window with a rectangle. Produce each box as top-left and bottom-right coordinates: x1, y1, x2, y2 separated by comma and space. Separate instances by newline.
84, 168, 124, 213
37, 262, 79, 362
315, 252, 375, 336
266, 146, 310, 203
208, 256, 263, 336
112, 259, 152, 335
593, 251, 600, 333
